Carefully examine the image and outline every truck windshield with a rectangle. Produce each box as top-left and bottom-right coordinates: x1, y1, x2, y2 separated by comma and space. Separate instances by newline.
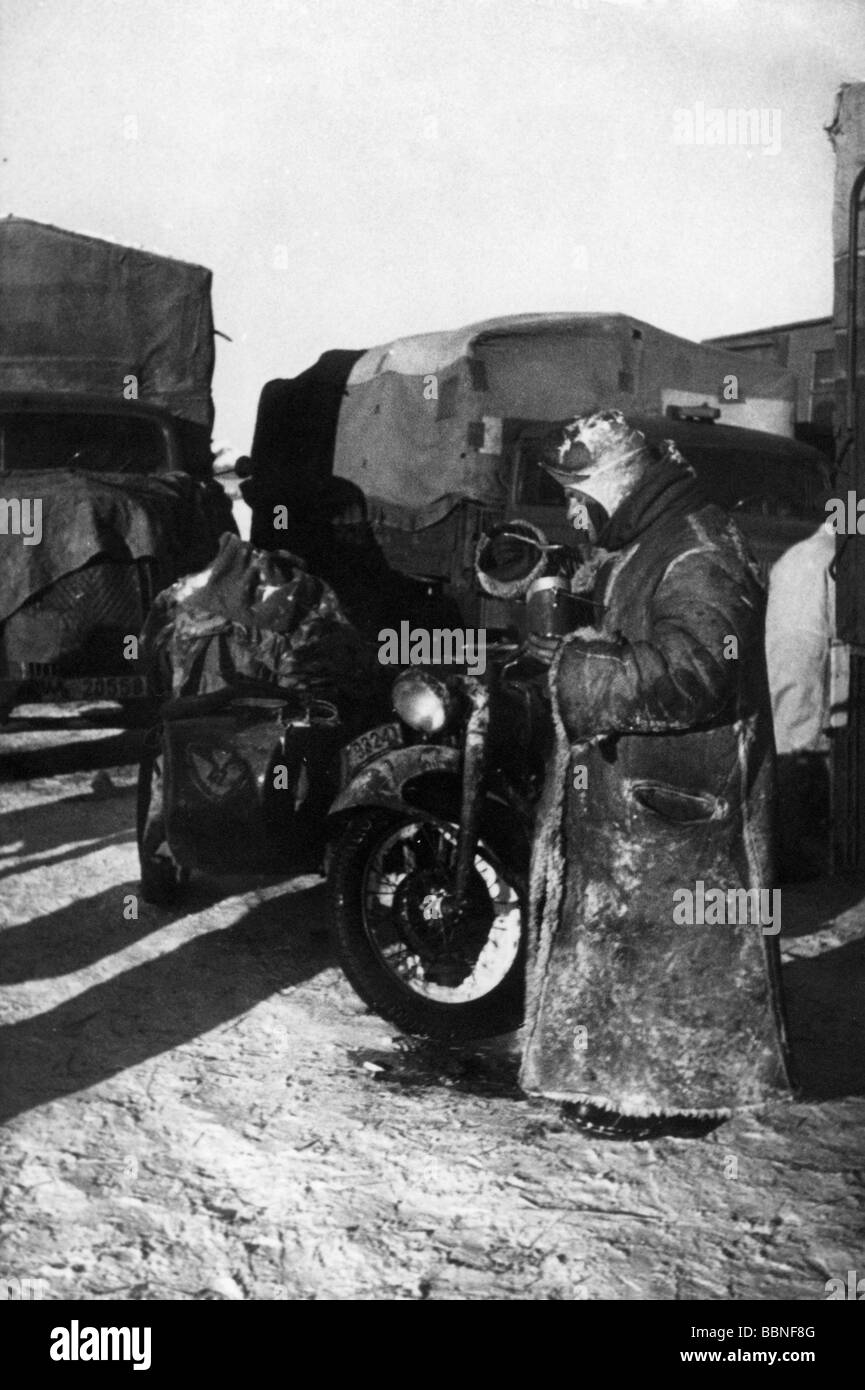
518, 440, 825, 521
0, 411, 168, 474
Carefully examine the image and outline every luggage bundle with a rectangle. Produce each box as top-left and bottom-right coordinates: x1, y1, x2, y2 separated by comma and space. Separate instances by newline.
137, 534, 384, 898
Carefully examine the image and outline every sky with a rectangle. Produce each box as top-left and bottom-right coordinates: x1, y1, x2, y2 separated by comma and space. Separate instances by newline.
1, 0, 864, 452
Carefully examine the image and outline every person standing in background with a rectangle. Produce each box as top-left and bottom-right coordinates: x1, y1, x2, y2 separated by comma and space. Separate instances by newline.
764, 525, 836, 882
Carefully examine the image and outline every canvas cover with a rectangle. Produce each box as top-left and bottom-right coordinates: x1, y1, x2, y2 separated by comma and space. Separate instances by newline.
141, 532, 383, 721
332, 313, 798, 530
139, 535, 386, 877
0, 218, 215, 428
0, 470, 221, 625
245, 350, 366, 508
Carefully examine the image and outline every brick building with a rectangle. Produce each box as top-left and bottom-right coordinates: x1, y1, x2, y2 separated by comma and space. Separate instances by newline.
704, 316, 835, 455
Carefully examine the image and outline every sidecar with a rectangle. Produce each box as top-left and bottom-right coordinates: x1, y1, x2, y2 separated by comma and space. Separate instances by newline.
137, 684, 350, 901
135, 533, 389, 902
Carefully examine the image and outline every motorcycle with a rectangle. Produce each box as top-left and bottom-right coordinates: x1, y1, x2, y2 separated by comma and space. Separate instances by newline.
326, 520, 590, 1040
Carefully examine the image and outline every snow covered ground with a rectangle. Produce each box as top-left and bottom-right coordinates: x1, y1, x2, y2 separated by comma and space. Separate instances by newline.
1, 708, 862, 1301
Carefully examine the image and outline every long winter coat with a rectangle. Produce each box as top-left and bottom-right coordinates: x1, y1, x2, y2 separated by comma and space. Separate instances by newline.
520, 461, 793, 1114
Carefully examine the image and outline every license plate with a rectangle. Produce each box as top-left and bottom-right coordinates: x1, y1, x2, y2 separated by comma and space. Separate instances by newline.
341, 721, 403, 781
46, 675, 150, 702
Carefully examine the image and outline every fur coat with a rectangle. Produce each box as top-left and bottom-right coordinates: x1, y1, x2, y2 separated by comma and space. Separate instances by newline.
520, 462, 794, 1115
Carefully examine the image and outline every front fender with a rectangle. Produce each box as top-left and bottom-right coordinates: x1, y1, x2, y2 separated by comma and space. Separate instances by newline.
329, 743, 462, 820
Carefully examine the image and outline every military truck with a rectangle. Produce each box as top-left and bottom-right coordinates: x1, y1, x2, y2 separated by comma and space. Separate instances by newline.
241, 313, 829, 633
0, 217, 234, 720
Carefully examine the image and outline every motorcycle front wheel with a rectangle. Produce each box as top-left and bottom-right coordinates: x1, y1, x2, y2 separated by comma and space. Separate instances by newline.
327, 809, 526, 1040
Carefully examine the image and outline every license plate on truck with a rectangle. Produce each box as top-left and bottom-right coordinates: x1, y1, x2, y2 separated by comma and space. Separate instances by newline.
49, 675, 150, 701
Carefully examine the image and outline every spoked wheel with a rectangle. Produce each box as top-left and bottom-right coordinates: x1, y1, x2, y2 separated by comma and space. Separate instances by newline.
136, 741, 191, 905
328, 809, 526, 1039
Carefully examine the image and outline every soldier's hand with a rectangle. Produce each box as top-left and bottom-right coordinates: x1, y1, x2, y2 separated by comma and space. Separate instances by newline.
523, 632, 560, 666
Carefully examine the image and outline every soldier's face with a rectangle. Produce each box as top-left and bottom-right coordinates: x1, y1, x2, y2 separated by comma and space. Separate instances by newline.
562, 449, 649, 537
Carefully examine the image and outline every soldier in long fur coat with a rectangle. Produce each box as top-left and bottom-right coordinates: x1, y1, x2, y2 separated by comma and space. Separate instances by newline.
520, 412, 793, 1138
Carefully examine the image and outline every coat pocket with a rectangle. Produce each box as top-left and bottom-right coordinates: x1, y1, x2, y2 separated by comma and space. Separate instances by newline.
627, 778, 729, 824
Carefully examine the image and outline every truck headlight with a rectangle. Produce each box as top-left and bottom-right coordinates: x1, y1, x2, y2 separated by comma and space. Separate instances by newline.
392, 671, 456, 735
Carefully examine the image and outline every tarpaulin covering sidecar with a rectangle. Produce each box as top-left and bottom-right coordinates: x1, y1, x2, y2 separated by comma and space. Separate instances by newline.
0, 469, 222, 625
139, 534, 386, 874
142, 532, 384, 724
0, 218, 215, 428
330, 313, 798, 530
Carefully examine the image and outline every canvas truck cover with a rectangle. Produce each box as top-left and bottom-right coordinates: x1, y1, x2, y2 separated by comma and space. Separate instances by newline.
0, 217, 215, 428
331, 313, 797, 529
0, 470, 223, 626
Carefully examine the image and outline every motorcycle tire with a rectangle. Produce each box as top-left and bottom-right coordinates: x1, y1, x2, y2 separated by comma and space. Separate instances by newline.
136, 742, 191, 906
328, 808, 526, 1041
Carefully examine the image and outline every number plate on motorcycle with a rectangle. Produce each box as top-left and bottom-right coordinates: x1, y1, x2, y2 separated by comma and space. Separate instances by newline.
341, 721, 403, 780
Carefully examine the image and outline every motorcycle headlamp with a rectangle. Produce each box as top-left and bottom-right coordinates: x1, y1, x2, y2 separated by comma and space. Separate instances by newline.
391, 671, 456, 735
